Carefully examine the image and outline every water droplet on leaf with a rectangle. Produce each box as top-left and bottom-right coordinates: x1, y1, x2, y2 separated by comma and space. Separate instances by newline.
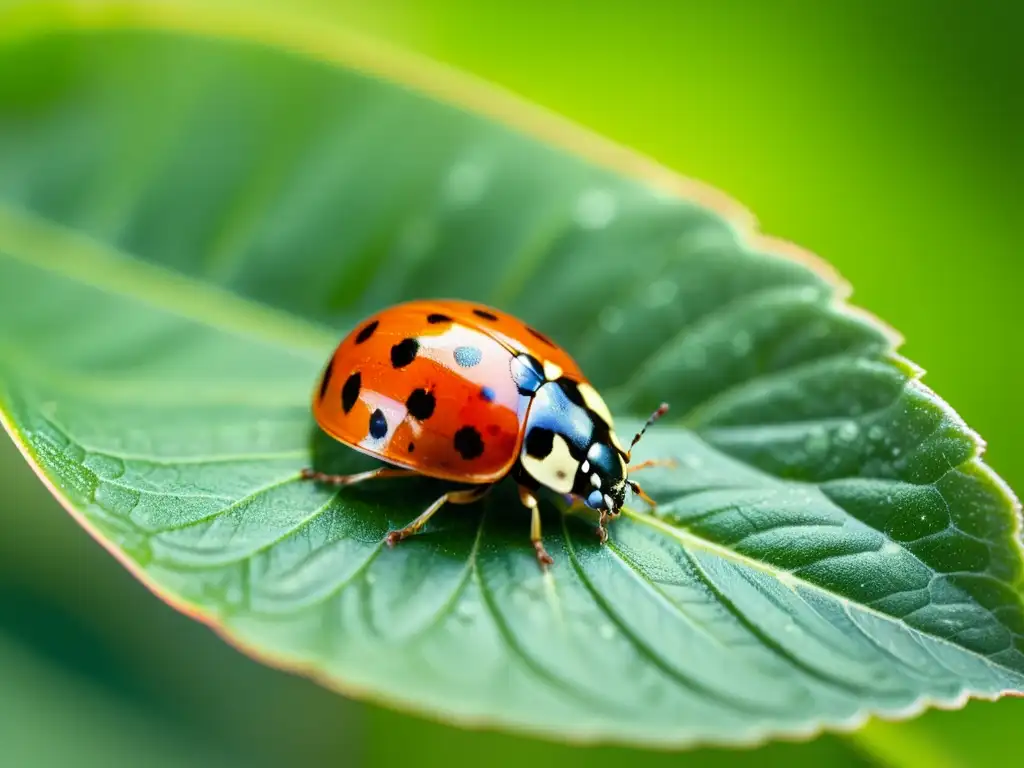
646, 279, 677, 307
575, 189, 617, 229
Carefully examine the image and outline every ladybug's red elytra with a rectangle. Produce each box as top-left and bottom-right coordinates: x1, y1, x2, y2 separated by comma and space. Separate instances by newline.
304, 299, 670, 568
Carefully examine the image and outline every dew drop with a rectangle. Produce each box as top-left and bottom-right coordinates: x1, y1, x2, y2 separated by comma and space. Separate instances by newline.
456, 602, 477, 623
836, 421, 859, 442
365, 573, 377, 586
731, 331, 752, 356
646, 279, 677, 307
445, 162, 487, 206
867, 425, 885, 441
599, 623, 616, 640
575, 189, 617, 229
804, 425, 829, 457
797, 286, 820, 302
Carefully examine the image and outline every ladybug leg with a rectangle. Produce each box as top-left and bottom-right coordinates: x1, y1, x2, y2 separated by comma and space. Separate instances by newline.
628, 480, 658, 508
385, 484, 492, 547
627, 458, 677, 473
596, 511, 612, 544
518, 485, 554, 569
300, 466, 419, 486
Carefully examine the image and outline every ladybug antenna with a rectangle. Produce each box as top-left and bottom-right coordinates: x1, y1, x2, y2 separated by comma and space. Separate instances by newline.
626, 402, 670, 461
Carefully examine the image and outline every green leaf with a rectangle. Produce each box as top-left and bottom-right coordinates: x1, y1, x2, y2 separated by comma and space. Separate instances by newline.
1, 2, 1022, 749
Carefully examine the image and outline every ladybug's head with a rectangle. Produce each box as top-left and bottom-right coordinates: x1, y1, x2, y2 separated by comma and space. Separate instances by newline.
517, 377, 668, 516
581, 441, 628, 512
582, 402, 671, 514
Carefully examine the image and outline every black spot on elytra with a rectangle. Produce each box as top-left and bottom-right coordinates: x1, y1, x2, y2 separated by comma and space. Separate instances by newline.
527, 326, 555, 346
454, 426, 484, 460
341, 372, 361, 413
369, 408, 388, 439
479, 386, 496, 402
318, 357, 335, 400
390, 338, 419, 368
408, 442, 415, 453
472, 308, 499, 321
454, 345, 482, 368
406, 388, 436, 421
355, 320, 379, 344
427, 313, 452, 324
525, 426, 554, 459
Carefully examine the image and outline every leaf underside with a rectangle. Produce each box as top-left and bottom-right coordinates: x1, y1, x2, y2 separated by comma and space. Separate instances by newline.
1, 7, 1022, 748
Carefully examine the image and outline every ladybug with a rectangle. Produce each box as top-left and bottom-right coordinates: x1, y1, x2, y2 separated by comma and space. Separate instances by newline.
303, 299, 670, 568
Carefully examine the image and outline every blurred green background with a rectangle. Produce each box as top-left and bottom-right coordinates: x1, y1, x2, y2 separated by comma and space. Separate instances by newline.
1, 0, 1021, 766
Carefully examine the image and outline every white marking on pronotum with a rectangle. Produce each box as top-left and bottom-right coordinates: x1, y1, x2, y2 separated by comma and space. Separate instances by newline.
610, 431, 625, 453
578, 382, 615, 429
543, 360, 564, 381
521, 433, 578, 494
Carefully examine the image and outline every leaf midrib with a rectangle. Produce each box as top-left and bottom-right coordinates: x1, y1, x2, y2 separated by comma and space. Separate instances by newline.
0, 203, 336, 358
